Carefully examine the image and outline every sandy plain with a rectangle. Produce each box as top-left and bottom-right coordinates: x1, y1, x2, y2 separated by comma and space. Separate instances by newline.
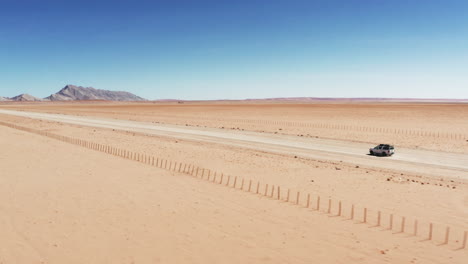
0, 101, 467, 263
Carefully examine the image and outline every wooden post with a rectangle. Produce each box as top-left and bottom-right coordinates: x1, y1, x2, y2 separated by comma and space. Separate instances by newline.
248, 180, 252, 192
233, 176, 237, 188
338, 201, 342, 216
240, 179, 244, 190
201, 169, 204, 179
389, 214, 393, 230
414, 220, 418, 236
178, 163, 182, 172
183, 164, 187, 173
277, 186, 280, 200
264, 184, 268, 196
196, 168, 199, 177
226, 175, 231, 186
443, 227, 450, 245
462, 231, 467, 249
401, 217, 406, 233
256, 181, 260, 194
351, 204, 354, 219
286, 189, 290, 202
327, 199, 331, 214
220, 174, 224, 184
306, 194, 311, 208
296, 192, 300, 205
270, 185, 274, 197
428, 223, 433, 240
317, 196, 321, 211
377, 211, 381, 226
213, 172, 216, 183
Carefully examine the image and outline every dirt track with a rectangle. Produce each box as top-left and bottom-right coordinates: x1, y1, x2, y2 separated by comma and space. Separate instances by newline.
1, 109, 467, 179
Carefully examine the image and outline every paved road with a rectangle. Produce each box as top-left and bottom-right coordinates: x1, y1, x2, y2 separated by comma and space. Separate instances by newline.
1, 109, 467, 179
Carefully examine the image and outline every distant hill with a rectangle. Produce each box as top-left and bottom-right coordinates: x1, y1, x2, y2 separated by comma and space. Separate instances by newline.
10, 94, 43, 102
45, 85, 146, 101
244, 97, 468, 103
0, 96, 11, 101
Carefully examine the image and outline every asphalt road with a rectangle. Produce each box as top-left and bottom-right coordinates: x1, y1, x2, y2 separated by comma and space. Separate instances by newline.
1, 109, 467, 179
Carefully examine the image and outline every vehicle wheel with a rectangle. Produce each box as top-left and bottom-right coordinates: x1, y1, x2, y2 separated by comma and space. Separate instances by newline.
370, 151, 374, 155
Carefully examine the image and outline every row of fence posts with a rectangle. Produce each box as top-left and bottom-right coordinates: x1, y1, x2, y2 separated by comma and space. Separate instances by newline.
153, 117, 466, 140
0, 120, 467, 250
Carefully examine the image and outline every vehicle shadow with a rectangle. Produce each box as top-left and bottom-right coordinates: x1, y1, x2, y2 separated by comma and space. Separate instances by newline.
366, 154, 392, 158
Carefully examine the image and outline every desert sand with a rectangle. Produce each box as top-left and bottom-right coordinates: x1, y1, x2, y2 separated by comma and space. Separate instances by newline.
0, 101, 467, 263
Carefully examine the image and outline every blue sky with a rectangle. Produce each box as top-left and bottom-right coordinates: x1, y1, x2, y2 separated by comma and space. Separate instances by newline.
1, 0, 467, 99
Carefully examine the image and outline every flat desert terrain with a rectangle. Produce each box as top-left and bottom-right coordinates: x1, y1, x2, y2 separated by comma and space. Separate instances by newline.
0, 101, 467, 263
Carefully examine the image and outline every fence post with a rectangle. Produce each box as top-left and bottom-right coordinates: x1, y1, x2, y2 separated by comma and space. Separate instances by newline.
414, 219, 418, 236
220, 174, 224, 185
363, 208, 367, 223
270, 185, 274, 197
296, 192, 300, 205
428, 223, 433, 240
351, 204, 354, 219
286, 189, 290, 202
462, 231, 467, 249
443, 227, 450, 245
401, 217, 406, 233
377, 211, 381, 226
233, 176, 237, 188
264, 184, 268, 196
240, 178, 244, 190
248, 180, 252, 191
227, 175, 231, 186
277, 186, 280, 200
317, 196, 321, 211
327, 199, 332, 214
389, 214, 393, 230
306, 194, 311, 208
338, 201, 342, 216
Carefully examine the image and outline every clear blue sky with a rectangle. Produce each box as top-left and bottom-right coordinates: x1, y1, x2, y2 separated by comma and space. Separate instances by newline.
1, 0, 467, 99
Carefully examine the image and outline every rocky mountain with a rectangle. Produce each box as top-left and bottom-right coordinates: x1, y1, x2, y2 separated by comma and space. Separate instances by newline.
45, 85, 145, 101
10, 94, 43, 102
0, 96, 11, 101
